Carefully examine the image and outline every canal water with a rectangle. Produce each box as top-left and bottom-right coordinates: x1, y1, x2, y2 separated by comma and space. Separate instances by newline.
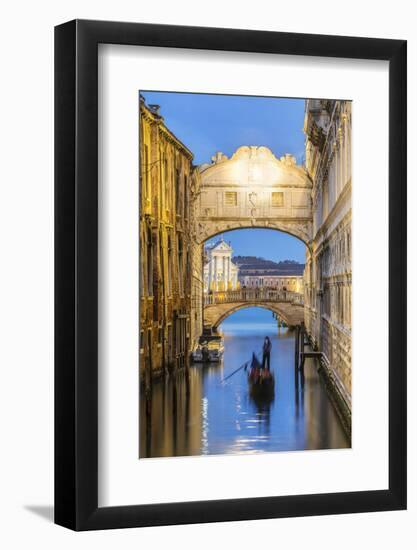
140, 307, 350, 458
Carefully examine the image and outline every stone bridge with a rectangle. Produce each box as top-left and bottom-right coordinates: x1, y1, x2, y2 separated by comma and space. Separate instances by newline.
203, 289, 305, 330
194, 145, 313, 247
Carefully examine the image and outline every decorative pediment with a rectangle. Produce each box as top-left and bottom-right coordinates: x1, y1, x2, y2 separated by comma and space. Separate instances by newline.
199, 146, 311, 189
208, 239, 232, 252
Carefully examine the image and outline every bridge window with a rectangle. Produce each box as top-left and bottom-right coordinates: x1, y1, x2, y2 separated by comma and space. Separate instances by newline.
271, 192, 284, 207
224, 191, 237, 206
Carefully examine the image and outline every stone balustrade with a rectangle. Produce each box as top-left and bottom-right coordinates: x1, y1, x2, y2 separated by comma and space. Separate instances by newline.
204, 288, 304, 306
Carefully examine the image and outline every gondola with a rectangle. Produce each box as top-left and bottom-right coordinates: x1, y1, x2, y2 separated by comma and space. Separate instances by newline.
191, 335, 224, 363
247, 352, 275, 397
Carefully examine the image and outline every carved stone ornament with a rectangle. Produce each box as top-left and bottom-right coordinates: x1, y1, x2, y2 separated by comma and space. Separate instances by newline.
248, 192, 257, 206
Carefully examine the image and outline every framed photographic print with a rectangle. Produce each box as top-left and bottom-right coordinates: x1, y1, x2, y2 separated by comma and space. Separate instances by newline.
55, 20, 407, 530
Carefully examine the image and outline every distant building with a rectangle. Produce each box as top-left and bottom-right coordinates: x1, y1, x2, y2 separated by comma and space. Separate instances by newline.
204, 238, 239, 292
234, 256, 304, 293
239, 274, 303, 293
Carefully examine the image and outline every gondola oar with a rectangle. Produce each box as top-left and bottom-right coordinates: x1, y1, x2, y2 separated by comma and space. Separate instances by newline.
219, 349, 264, 385
219, 359, 250, 384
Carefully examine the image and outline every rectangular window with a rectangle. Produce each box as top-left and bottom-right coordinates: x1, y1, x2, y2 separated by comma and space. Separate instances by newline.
225, 191, 237, 206
271, 191, 284, 207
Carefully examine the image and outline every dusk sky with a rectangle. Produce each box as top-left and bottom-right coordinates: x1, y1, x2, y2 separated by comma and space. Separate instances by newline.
141, 91, 307, 263
205, 228, 306, 264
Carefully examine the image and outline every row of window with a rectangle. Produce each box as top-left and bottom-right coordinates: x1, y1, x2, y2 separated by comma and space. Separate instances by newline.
315, 110, 351, 227
141, 141, 190, 219
224, 191, 284, 207
322, 283, 351, 328
140, 316, 189, 370
318, 231, 351, 280
141, 228, 191, 298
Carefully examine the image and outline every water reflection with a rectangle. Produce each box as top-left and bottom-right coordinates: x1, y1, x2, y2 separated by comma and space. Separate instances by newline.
248, 387, 274, 438
139, 308, 350, 458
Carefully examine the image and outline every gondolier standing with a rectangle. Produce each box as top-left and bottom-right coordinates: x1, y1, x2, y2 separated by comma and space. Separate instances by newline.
262, 336, 272, 370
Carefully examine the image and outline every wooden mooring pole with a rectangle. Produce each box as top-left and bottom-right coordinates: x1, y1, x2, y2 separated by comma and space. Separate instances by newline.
300, 321, 305, 373
294, 325, 300, 371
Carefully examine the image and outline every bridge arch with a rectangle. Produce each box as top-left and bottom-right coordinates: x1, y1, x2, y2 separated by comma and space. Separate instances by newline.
194, 145, 313, 247
204, 298, 305, 330
216, 304, 290, 327
200, 224, 311, 253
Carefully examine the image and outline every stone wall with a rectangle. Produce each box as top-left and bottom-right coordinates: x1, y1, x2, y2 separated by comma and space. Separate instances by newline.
189, 240, 204, 354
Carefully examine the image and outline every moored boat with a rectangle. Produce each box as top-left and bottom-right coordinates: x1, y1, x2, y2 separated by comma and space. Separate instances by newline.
191, 336, 224, 363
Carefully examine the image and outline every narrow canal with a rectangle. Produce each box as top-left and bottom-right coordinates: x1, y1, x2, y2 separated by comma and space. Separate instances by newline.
140, 307, 350, 458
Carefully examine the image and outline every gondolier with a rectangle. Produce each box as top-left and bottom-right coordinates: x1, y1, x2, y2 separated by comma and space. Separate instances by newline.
262, 336, 272, 370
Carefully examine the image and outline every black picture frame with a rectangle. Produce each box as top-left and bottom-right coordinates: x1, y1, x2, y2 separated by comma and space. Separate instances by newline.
55, 19, 407, 531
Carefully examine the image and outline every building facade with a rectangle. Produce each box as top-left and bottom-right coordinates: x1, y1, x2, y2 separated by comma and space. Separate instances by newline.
239, 274, 303, 293
203, 238, 240, 292
139, 97, 202, 381
304, 99, 352, 404
235, 256, 304, 293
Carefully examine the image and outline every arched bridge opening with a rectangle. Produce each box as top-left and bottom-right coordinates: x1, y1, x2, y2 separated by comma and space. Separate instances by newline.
203, 290, 305, 331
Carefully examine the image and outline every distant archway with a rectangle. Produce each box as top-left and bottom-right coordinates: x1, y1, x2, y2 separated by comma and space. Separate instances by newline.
205, 301, 304, 330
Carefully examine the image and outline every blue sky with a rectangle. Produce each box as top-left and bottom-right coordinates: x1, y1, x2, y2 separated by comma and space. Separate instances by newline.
141, 91, 306, 263
206, 228, 305, 264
